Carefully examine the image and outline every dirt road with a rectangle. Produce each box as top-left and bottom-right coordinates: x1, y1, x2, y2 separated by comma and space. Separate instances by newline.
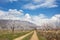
30, 30, 39, 40
13, 31, 33, 40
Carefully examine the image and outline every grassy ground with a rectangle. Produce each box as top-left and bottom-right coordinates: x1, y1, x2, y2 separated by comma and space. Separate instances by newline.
37, 31, 47, 40
22, 32, 33, 40
0, 31, 31, 40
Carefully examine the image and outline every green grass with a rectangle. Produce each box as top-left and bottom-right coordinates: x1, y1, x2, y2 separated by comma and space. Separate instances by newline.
22, 32, 33, 40
0, 31, 30, 40
37, 32, 47, 40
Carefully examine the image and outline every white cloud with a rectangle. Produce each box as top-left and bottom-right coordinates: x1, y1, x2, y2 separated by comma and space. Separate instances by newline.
0, 9, 60, 29
8, 9, 23, 15
23, 0, 58, 10
0, 9, 23, 20
0, 10, 5, 16
51, 14, 60, 22
24, 13, 31, 21
23, 13, 60, 29
33, 0, 44, 3
50, 14, 60, 28
31, 14, 48, 26
2, 0, 18, 3
9, 0, 18, 2
39, 0, 58, 8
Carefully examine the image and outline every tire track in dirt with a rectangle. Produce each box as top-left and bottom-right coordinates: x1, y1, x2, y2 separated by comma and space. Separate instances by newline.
13, 31, 33, 40
30, 30, 39, 40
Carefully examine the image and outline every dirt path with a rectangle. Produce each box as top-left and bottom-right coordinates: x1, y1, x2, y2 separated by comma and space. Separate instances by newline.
30, 30, 39, 40
13, 31, 33, 40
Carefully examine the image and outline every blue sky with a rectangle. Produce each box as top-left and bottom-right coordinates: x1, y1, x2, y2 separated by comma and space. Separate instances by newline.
0, 0, 60, 26
0, 0, 60, 17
